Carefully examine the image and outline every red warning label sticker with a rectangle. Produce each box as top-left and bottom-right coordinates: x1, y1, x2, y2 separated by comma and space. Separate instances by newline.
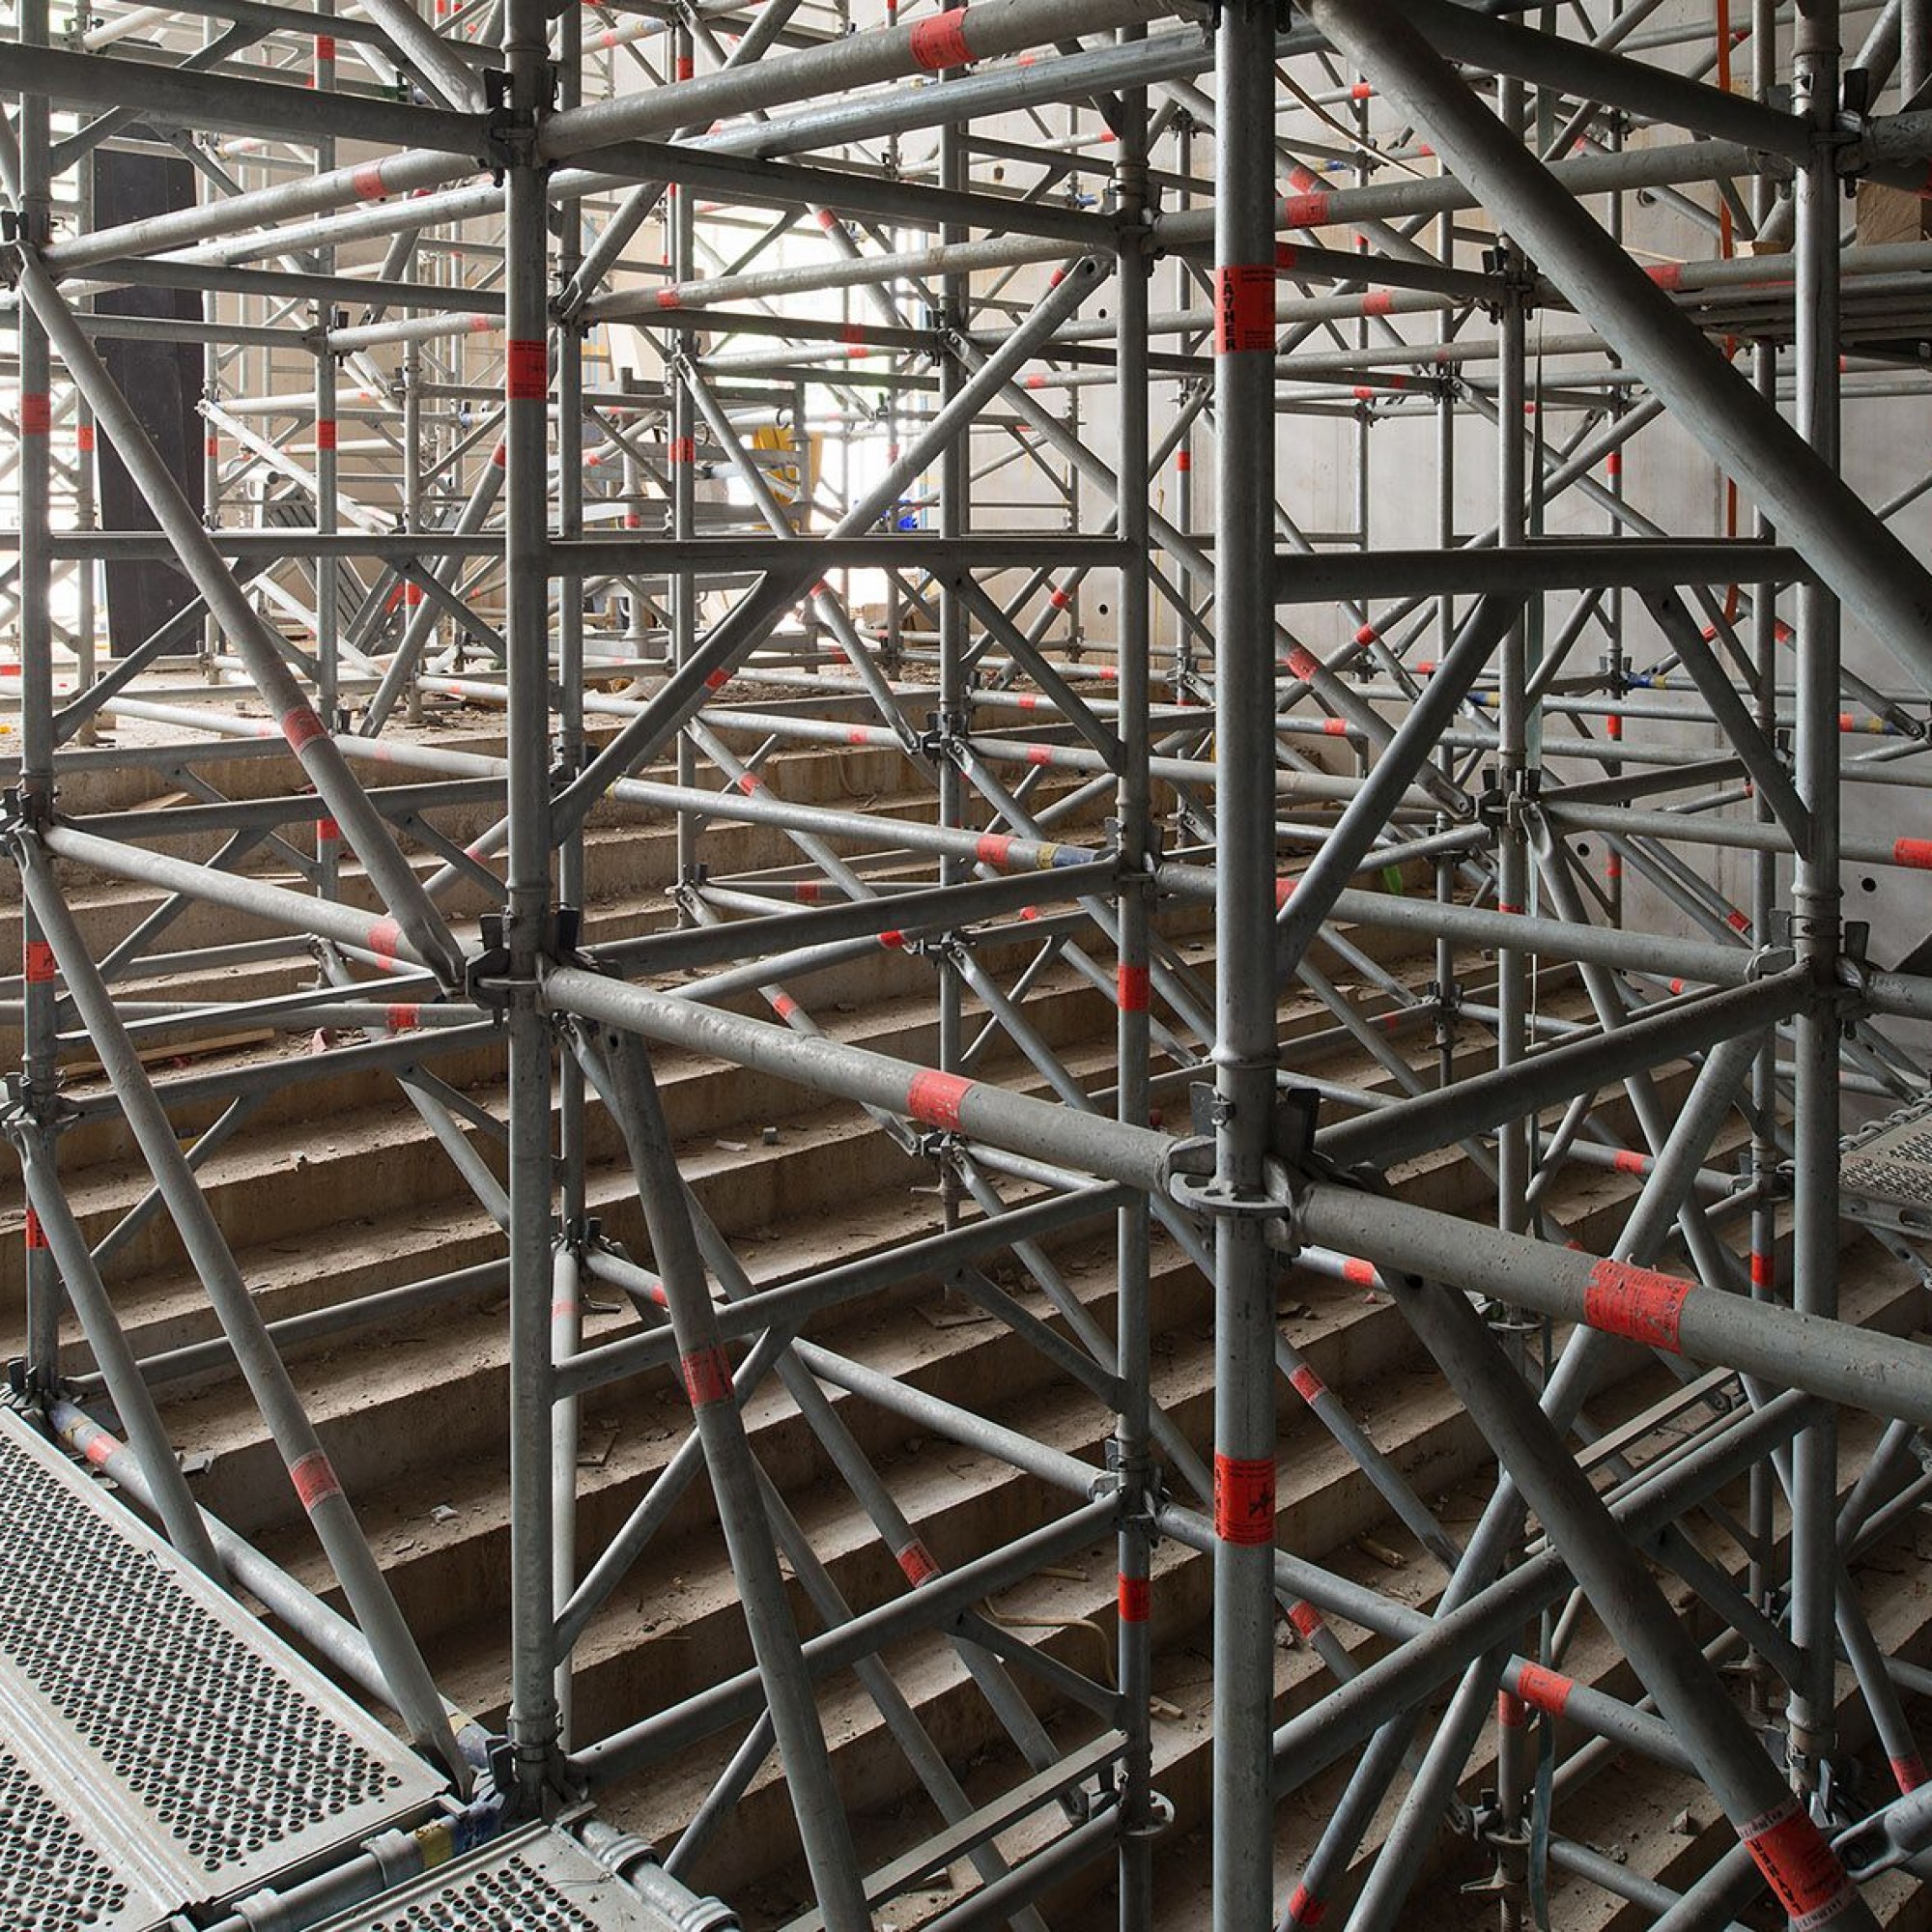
1514, 1661, 1574, 1718
1737, 1796, 1855, 1928
1214, 265, 1277, 355
1214, 1453, 1277, 1546
505, 337, 548, 402
1582, 1258, 1691, 1354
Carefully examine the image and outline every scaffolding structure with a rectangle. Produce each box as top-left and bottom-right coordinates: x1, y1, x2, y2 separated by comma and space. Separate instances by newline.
10, 0, 1932, 1924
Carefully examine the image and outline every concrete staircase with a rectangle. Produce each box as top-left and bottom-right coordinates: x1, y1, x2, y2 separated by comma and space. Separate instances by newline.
3, 696, 1930, 1931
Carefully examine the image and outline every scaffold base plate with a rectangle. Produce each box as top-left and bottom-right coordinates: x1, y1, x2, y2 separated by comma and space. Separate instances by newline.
305, 1822, 694, 1931
0, 1406, 444, 1926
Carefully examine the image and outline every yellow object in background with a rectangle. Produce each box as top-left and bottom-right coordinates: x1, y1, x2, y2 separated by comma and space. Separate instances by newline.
751, 421, 823, 526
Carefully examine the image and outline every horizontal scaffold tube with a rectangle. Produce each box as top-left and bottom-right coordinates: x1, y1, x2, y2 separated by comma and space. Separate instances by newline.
542, 966, 1177, 1192
1157, 865, 1769, 988
1291, 1184, 1932, 1427
537, 0, 1185, 162
43, 824, 438, 969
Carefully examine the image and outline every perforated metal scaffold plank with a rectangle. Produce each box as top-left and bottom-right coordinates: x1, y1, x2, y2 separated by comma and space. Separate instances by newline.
305, 1822, 695, 1931
0, 1408, 445, 1923
1840, 1092, 1932, 1232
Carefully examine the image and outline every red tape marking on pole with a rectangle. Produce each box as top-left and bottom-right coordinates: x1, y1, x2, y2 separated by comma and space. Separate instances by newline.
1118, 1574, 1151, 1623
1117, 963, 1151, 1011
1737, 1797, 1856, 1927
976, 833, 1012, 867
1582, 1258, 1691, 1353
1284, 1885, 1326, 1927
908, 9, 971, 69
506, 338, 547, 402
1214, 265, 1277, 355
23, 1208, 46, 1251
1288, 1362, 1324, 1404
281, 705, 327, 753
387, 1004, 421, 1032
20, 394, 50, 436
352, 162, 387, 201
1515, 1662, 1574, 1718
23, 941, 56, 984
906, 1068, 971, 1131
1892, 1754, 1927, 1793
315, 418, 337, 450
897, 1541, 940, 1585
367, 919, 402, 963
1894, 838, 1932, 869
1213, 1453, 1276, 1545
1497, 1690, 1527, 1729
289, 1450, 343, 1512
1288, 1599, 1322, 1638
681, 1343, 733, 1407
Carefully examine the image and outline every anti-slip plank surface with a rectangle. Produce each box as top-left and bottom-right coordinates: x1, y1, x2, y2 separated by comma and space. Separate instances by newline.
0, 1407, 444, 1918
0, 1730, 176, 1932
1841, 1092, 1932, 1229
305, 1822, 690, 1930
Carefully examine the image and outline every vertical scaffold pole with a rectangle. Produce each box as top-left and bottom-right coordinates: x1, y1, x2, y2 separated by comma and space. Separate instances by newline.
16, 0, 60, 1392
1115, 38, 1158, 1932
503, 0, 561, 1806
1210, 7, 1284, 1929
1788, 0, 1845, 1791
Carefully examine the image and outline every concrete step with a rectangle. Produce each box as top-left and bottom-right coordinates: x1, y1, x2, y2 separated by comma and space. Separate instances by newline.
614, 1249, 1924, 1926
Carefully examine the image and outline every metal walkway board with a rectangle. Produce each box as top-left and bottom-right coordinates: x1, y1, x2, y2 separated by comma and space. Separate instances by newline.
1840, 1092, 1932, 1234
0, 1408, 445, 1927
305, 1822, 693, 1931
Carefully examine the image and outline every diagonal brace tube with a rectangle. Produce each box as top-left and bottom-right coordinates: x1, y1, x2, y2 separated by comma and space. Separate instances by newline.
1298, 0, 1932, 698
